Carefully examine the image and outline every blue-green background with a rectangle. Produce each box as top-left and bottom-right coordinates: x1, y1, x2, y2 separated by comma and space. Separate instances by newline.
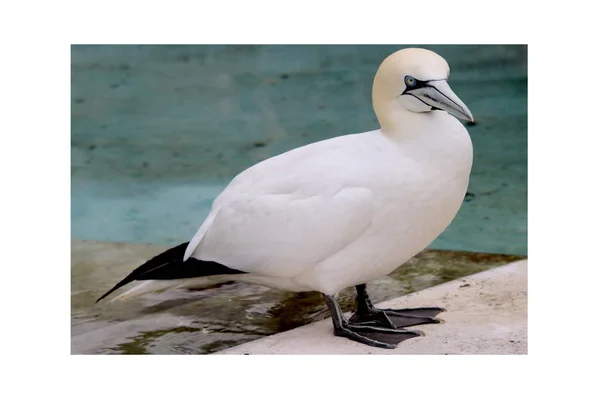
71, 45, 527, 255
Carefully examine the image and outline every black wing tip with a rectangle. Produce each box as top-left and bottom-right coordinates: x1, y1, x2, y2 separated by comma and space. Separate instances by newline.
94, 241, 247, 304
95, 276, 134, 304
94, 241, 192, 304
95, 287, 118, 303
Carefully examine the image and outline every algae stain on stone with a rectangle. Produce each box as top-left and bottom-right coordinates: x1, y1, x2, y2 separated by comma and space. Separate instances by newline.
200, 339, 247, 354
108, 326, 203, 355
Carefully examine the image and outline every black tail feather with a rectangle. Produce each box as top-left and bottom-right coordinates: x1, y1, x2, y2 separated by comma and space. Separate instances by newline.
95, 242, 246, 303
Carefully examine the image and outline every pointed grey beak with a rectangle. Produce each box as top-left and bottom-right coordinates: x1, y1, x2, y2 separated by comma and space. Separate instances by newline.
408, 80, 474, 123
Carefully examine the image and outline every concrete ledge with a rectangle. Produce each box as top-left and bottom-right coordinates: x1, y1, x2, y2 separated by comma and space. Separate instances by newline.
217, 260, 527, 355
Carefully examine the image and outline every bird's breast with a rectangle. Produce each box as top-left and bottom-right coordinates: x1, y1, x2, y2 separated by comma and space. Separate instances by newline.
370, 127, 473, 262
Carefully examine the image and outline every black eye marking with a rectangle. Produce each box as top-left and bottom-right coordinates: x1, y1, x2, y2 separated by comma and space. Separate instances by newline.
404, 76, 417, 87
402, 77, 447, 92
399, 78, 456, 112
401, 77, 430, 93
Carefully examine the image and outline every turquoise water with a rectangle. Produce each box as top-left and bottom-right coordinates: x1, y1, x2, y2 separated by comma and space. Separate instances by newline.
71, 45, 527, 255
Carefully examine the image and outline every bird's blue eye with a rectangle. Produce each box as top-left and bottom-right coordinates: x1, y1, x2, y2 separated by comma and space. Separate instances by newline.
405, 76, 417, 87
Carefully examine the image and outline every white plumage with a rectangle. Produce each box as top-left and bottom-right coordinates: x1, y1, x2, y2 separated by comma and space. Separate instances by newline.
183, 126, 472, 295
104, 48, 474, 348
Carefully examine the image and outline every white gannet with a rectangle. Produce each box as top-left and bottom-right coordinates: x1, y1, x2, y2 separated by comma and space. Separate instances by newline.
97, 48, 474, 349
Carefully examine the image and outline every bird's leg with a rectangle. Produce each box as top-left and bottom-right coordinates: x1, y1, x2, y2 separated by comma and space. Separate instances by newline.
348, 284, 445, 329
322, 293, 423, 349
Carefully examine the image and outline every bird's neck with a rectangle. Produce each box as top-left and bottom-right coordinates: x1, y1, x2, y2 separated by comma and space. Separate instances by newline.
373, 100, 473, 174
374, 100, 442, 138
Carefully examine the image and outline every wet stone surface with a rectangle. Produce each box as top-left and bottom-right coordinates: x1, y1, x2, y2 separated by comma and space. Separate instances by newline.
71, 241, 525, 354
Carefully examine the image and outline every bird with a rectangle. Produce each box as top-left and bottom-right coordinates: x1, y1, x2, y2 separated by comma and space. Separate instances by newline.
96, 47, 474, 349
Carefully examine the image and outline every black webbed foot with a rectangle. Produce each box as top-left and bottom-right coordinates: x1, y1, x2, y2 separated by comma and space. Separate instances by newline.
334, 322, 424, 349
349, 306, 445, 329
350, 284, 446, 329
323, 293, 424, 349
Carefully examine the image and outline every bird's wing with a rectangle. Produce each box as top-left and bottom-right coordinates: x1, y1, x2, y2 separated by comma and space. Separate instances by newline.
185, 186, 375, 279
